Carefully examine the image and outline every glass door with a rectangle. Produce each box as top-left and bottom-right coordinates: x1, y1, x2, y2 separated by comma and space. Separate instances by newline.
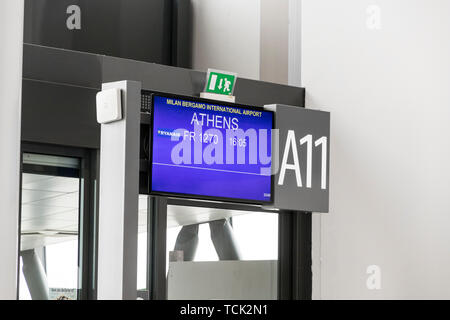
166, 207, 279, 300
18, 153, 82, 300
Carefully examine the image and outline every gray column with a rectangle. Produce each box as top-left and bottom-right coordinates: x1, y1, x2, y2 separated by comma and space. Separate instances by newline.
21, 249, 50, 300
209, 219, 242, 260
288, 0, 302, 87
97, 80, 141, 300
0, 0, 24, 300
174, 224, 199, 261
260, 0, 289, 85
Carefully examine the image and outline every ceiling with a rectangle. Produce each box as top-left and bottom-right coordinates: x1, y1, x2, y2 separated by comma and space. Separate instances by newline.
20, 173, 253, 251
20, 173, 80, 251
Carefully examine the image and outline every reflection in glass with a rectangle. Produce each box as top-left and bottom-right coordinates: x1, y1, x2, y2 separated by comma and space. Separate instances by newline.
19, 154, 80, 300
166, 210, 278, 300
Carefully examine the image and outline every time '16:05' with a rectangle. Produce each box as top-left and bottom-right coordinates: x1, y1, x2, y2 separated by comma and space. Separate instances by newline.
229, 137, 246, 147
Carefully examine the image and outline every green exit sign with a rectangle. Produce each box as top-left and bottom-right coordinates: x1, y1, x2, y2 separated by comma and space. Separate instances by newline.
204, 69, 237, 96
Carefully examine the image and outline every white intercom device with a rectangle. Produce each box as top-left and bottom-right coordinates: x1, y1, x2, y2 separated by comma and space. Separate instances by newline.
96, 88, 123, 124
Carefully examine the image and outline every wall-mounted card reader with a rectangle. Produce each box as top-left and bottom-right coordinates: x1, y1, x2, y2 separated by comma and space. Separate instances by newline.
96, 88, 122, 124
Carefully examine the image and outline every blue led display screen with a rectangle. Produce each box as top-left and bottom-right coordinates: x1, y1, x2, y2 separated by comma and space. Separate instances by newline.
150, 94, 273, 203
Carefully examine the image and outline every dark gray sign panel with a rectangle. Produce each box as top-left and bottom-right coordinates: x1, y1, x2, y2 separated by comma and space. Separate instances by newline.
270, 104, 330, 213
24, 0, 172, 64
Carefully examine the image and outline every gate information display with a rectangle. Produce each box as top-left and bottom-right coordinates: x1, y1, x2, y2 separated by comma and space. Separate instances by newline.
150, 94, 273, 203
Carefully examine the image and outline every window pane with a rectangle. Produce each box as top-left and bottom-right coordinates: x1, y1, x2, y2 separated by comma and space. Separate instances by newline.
46, 240, 79, 299
19, 154, 81, 300
166, 208, 278, 300
232, 212, 278, 260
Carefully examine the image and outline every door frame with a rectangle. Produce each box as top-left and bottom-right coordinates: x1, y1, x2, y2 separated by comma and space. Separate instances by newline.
18, 142, 99, 300
147, 197, 312, 300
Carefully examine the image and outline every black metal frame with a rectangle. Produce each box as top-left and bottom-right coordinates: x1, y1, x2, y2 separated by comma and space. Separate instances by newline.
22, 43, 308, 301
18, 142, 98, 300
147, 196, 168, 300
145, 196, 312, 300
278, 211, 312, 300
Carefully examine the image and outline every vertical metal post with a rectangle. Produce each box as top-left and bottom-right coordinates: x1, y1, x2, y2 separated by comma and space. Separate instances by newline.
148, 196, 167, 300
278, 211, 312, 300
0, 0, 24, 300
79, 149, 99, 300
293, 212, 312, 299
97, 80, 141, 300
278, 211, 293, 300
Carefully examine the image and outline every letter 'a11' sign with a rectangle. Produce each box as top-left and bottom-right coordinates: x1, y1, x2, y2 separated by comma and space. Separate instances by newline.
268, 104, 330, 213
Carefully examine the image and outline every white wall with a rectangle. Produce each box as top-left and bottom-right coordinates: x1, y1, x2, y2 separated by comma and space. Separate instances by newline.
302, 0, 450, 299
0, 0, 24, 299
190, 0, 292, 84
260, 0, 289, 85
191, 0, 261, 80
